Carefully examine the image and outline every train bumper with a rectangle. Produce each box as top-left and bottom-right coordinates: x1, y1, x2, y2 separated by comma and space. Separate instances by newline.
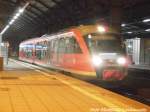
102, 70, 125, 81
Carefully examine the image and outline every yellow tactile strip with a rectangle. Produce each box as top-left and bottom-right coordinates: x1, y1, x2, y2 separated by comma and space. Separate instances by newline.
0, 60, 149, 112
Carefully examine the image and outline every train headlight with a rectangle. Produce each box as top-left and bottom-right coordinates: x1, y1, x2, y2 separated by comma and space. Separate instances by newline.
92, 55, 103, 66
97, 26, 106, 33
117, 57, 126, 65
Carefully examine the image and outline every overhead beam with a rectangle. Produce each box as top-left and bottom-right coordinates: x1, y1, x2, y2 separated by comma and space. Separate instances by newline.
26, 7, 48, 24
24, 11, 44, 24
29, 4, 49, 22
35, 0, 52, 9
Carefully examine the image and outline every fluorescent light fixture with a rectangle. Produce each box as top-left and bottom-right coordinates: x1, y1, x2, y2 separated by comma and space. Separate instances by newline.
13, 13, 20, 20
0, 2, 29, 35
18, 8, 24, 13
5, 25, 10, 29
121, 24, 126, 27
127, 32, 132, 34
127, 45, 132, 48
0, 25, 10, 35
9, 19, 15, 25
143, 19, 150, 23
1, 43, 4, 47
145, 29, 150, 32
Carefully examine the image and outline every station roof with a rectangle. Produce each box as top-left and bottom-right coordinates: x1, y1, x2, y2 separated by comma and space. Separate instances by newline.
0, 0, 150, 47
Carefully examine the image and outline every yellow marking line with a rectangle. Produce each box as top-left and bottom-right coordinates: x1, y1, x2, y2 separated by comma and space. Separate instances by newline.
11, 59, 136, 112
35, 69, 126, 112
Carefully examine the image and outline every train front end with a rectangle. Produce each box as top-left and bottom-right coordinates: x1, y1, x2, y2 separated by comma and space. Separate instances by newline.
91, 52, 128, 81
84, 26, 128, 81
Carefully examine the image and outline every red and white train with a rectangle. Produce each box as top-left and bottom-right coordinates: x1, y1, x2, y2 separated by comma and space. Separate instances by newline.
19, 25, 128, 81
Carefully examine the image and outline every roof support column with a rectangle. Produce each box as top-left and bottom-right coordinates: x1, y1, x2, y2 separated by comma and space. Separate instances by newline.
109, 0, 122, 34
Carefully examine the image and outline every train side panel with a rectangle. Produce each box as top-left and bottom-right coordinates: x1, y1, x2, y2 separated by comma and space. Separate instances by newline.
19, 43, 35, 63
47, 31, 95, 75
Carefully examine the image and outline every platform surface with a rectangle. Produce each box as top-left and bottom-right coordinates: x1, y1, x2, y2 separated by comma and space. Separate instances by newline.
129, 64, 150, 71
0, 59, 149, 112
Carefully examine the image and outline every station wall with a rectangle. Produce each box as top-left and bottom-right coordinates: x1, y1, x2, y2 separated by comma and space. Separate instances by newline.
126, 38, 150, 65
140, 38, 150, 65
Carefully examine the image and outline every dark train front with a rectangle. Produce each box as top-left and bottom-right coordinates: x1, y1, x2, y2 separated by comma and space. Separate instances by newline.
86, 26, 128, 81
19, 25, 128, 82
76, 25, 128, 81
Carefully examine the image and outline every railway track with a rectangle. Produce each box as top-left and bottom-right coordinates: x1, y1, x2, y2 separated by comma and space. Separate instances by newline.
109, 87, 150, 106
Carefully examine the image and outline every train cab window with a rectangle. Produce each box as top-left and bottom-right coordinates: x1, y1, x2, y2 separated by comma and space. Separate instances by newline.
84, 33, 124, 54
65, 36, 82, 53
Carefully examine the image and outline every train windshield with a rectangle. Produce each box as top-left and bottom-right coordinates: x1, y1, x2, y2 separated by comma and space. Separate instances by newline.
84, 33, 125, 54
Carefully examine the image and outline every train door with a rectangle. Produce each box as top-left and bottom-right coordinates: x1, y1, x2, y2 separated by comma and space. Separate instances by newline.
57, 37, 66, 66
34, 41, 48, 65
32, 43, 36, 63
51, 38, 59, 65
43, 41, 48, 64
47, 40, 51, 65
25, 44, 34, 63
63, 36, 76, 69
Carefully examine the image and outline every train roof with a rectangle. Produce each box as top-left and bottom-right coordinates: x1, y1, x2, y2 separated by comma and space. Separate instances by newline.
20, 24, 119, 45
20, 37, 48, 45
73, 25, 119, 35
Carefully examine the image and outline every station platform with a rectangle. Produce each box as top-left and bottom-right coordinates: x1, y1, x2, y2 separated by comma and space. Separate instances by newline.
0, 59, 149, 112
129, 64, 150, 71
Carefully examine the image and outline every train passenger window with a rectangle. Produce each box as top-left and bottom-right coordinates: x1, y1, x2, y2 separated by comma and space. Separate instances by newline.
25, 44, 33, 58
35, 43, 42, 60
58, 38, 66, 53
50, 40, 54, 54
65, 36, 82, 53
43, 41, 48, 58
65, 38, 72, 53
53, 39, 59, 53
35, 42, 48, 60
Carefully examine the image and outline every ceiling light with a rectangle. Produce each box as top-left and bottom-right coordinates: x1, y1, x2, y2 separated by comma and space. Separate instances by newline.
0, 2, 29, 35
0, 25, 10, 35
13, 13, 20, 20
9, 19, 15, 25
142, 19, 150, 23
18, 8, 24, 13
127, 45, 132, 48
121, 24, 126, 27
145, 29, 150, 32
127, 32, 132, 34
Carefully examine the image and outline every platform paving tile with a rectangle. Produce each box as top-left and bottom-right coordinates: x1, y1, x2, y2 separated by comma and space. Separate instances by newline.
0, 60, 149, 112
0, 62, 106, 112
